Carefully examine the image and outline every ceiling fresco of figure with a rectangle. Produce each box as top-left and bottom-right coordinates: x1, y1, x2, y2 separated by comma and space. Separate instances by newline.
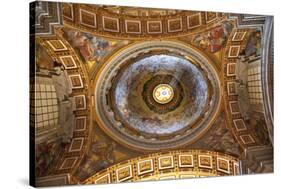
30, 1, 274, 187
192, 20, 233, 53
63, 28, 130, 70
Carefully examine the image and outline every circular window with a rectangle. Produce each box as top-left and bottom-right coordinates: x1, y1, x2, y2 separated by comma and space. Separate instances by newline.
153, 84, 174, 104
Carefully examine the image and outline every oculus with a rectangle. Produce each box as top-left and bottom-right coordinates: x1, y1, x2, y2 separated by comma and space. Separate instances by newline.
153, 84, 174, 104
142, 74, 184, 114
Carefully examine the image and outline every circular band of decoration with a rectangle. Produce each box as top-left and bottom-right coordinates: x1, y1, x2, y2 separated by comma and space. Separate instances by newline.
83, 150, 240, 184
93, 41, 222, 151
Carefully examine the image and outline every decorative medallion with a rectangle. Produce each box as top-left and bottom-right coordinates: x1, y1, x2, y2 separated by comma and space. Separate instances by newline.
153, 84, 174, 104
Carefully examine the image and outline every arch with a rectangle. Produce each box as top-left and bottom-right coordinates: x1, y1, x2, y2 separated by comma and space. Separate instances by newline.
83, 149, 240, 184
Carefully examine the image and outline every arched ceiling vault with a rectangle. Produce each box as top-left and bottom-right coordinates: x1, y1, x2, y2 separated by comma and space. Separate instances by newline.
83, 150, 240, 184
62, 3, 228, 40
34, 32, 93, 181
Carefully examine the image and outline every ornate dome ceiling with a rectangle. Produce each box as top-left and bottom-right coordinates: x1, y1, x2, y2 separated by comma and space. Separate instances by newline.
112, 54, 209, 134
93, 41, 221, 151
32, 2, 274, 186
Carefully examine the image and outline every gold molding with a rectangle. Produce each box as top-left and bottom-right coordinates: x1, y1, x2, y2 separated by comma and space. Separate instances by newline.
83, 149, 240, 184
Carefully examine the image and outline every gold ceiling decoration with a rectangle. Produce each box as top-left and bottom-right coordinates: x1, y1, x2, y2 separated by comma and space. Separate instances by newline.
153, 84, 175, 104
34, 33, 93, 181
31, 1, 273, 187
222, 28, 271, 149
83, 149, 240, 184
62, 3, 226, 40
